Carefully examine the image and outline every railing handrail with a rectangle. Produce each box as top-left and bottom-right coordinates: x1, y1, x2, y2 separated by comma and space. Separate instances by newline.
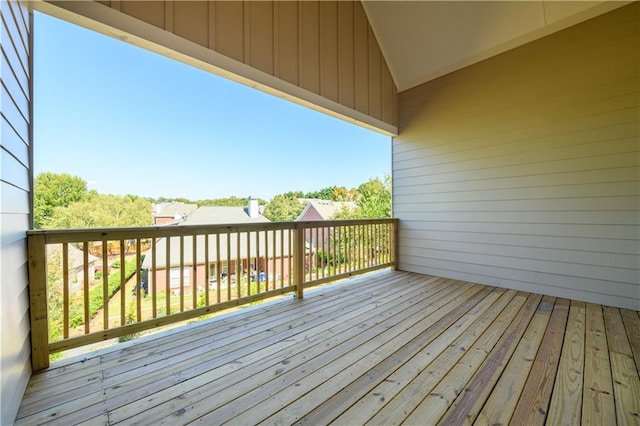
27, 218, 396, 243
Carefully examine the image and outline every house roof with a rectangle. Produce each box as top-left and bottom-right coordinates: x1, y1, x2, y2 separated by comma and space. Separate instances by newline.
297, 199, 357, 221
153, 202, 198, 218
142, 206, 274, 269
141, 231, 291, 270
47, 244, 99, 270
176, 206, 269, 226
362, 1, 630, 91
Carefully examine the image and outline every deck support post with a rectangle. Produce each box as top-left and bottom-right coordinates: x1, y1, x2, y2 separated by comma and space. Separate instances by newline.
27, 234, 50, 371
293, 223, 305, 299
392, 218, 399, 270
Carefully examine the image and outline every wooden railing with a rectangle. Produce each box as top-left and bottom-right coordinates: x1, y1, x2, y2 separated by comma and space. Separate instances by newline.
27, 219, 397, 371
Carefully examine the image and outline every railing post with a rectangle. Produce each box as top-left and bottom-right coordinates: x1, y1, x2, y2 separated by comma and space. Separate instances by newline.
293, 223, 305, 299
27, 234, 50, 371
392, 219, 399, 270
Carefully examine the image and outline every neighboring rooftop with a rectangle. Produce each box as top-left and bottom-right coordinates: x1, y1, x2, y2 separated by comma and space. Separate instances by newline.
154, 198, 266, 226
47, 243, 99, 268
177, 204, 269, 226
297, 199, 357, 221
152, 202, 198, 225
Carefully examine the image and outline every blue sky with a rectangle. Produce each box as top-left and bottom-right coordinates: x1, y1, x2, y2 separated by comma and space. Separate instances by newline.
33, 12, 390, 201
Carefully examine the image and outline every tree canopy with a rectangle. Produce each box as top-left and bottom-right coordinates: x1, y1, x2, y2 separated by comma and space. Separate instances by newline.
263, 176, 391, 222
262, 194, 305, 222
304, 186, 358, 202
196, 196, 265, 207
43, 194, 153, 229
35, 172, 152, 229
34, 172, 89, 228
34, 172, 391, 228
333, 176, 391, 219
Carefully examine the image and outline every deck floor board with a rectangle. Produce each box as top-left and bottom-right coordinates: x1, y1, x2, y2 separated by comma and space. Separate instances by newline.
16, 271, 639, 425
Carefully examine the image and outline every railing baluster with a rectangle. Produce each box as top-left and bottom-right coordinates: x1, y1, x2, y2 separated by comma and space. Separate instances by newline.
314, 226, 319, 281
120, 240, 126, 326
375, 223, 380, 265
62, 243, 69, 339
83, 242, 90, 334
102, 241, 109, 329
274, 230, 277, 289
264, 231, 268, 290
204, 233, 210, 307
359, 224, 364, 271
216, 232, 221, 304
152, 237, 157, 318
283, 228, 287, 288
294, 223, 304, 299
192, 234, 198, 310
135, 239, 141, 322
179, 235, 184, 312
321, 225, 326, 279
256, 230, 261, 294
236, 230, 241, 300
165, 236, 171, 316
365, 223, 370, 267
247, 231, 252, 296
226, 229, 231, 302
334, 225, 339, 276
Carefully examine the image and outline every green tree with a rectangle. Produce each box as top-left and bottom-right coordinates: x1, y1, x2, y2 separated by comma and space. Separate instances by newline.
43, 194, 153, 228
305, 186, 336, 200
305, 186, 358, 202
334, 176, 391, 219
331, 186, 358, 202
197, 196, 266, 207
263, 194, 305, 222
34, 172, 89, 228
358, 176, 391, 218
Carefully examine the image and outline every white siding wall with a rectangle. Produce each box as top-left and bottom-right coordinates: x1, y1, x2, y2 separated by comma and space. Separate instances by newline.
0, 0, 32, 422
393, 5, 639, 310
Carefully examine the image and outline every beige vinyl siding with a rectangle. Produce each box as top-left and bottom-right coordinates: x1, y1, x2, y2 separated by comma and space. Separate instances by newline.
0, 0, 32, 422
393, 4, 639, 310
43, 0, 397, 135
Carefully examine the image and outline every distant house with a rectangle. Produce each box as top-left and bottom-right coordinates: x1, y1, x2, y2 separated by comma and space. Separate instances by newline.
47, 244, 100, 295
296, 199, 356, 254
142, 197, 291, 295
296, 199, 356, 222
152, 202, 198, 225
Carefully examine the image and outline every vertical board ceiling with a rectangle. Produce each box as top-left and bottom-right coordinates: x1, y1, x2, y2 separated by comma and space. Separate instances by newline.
362, 1, 632, 92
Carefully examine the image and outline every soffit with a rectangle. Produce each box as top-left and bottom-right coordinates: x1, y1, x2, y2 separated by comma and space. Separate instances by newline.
362, 1, 631, 92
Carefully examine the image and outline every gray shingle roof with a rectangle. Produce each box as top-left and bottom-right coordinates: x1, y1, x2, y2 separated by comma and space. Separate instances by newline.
141, 230, 291, 269
297, 199, 357, 221
143, 206, 279, 269
178, 206, 269, 225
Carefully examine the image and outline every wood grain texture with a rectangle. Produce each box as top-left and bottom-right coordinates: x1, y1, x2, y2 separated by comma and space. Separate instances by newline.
511, 298, 570, 425
620, 309, 640, 373
476, 295, 556, 424
546, 300, 586, 426
15, 272, 640, 425
582, 303, 615, 424
438, 292, 543, 425
27, 234, 49, 371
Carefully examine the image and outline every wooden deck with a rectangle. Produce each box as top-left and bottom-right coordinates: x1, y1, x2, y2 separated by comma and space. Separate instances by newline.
16, 271, 640, 425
